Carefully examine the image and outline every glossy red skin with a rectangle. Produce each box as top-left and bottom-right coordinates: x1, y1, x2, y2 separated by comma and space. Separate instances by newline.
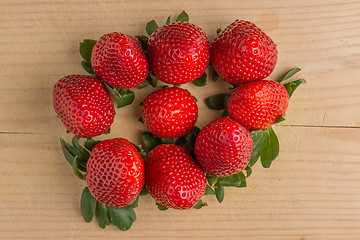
194, 117, 253, 177
228, 80, 289, 130
142, 87, 198, 138
145, 144, 206, 209
147, 21, 210, 85
52, 75, 115, 138
91, 32, 149, 89
86, 138, 145, 207
211, 20, 277, 85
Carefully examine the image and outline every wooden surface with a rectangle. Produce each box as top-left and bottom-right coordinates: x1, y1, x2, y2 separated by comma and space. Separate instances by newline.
1, 0, 360, 239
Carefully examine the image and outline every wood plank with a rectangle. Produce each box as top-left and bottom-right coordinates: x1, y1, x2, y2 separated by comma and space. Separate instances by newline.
0, 0, 360, 134
1, 126, 359, 239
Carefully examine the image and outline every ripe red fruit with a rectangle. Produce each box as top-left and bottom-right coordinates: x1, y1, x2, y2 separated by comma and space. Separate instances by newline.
194, 117, 253, 177
227, 80, 289, 130
211, 20, 277, 85
86, 138, 145, 207
147, 21, 210, 85
145, 144, 206, 209
52, 75, 115, 138
91, 32, 149, 89
142, 87, 198, 138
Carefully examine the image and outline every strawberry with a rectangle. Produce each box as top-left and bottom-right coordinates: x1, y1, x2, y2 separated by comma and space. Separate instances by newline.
210, 20, 277, 85
86, 138, 145, 207
142, 87, 198, 138
147, 21, 210, 85
91, 32, 149, 89
194, 117, 253, 177
52, 75, 115, 138
145, 144, 206, 209
227, 80, 289, 130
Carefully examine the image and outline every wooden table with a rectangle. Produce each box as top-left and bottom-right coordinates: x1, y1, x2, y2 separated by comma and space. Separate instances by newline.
1, 0, 359, 239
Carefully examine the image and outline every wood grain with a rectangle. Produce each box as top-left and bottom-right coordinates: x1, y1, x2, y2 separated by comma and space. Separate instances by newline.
1, 0, 360, 239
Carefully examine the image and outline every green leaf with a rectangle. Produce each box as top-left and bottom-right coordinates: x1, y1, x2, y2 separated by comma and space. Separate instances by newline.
176, 10, 189, 22
142, 132, 162, 152
96, 202, 111, 229
191, 72, 207, 87
79, 39, 97, 63
215, 181, 224, 203
193, 199, 207, 209
84, 137, 100, 151
204, 185, 215, 195
108, 206, 136, 231
216, 28, 222, 34
283, 79, 306, 98
261, 127, 279, 168
166, 15, 171, 24
140, 185, 149, 195
73, 156, 85, 179
130, 196, 139, 208
249, 130, 267, 167
245, 166, 252, 178
146, 20, 159, 36
117, 89, 135, 108
206, 174, 218, 187
60, 138, 76, 166
156, 202, 168, 210
205, 93, 230, 110
81, 60, 94, 74
219, 172, 246, 188
81, 187, 97, 223
277, 68, 301, 83
72, 136, 90, 161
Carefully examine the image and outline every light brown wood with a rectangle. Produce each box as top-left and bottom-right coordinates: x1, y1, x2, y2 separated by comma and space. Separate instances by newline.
1, 0, 360, 239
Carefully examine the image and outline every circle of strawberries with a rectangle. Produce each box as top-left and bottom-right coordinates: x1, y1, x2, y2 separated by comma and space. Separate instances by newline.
53, 10, 306, 230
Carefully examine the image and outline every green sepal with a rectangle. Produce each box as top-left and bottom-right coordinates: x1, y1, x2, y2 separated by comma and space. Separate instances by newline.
204, 185, 215, 195
175, 126, 200, 153
156, 202, 168, 211
222, 109, 229, 117
131, 143, 147, 159
146, 71, 158, 87
193, 199, 207, 209
108, 206, 136, 231
142, 132, 162, 152
140, 185, 149, 195
212, 68, 219, 82
260, 127, 279, 168
206, 174, 218, 187
219, 172, 246, 188
191, 72, 207, 87
130, 196, 139, 208
138, 117, 144, 123
161, 138, 174, 144
166, 15, 171, 24
81, 60, 94, 74
79, 39, 97, 63
249, 129, 267, 167
277, 68, 301, 83
135, 80, 149, 89
215, 181, 224, 203
72, 136, 90, 163
276, 115, 286, 124
176, 10, 189, 22
284, 79, 306, 98
216, 28, 222, 34
60, 137, 89, 172
96, 202, 111, 229
245, 166, 252, 178
135, 35, 149, 52
81, 187, 97, 223
60, 138, 77, 166
84, 137, 100, 151
117, 89, 135, 108
205, 93, 230, 110
73, 156, 86, 180
146, 20, 159, 36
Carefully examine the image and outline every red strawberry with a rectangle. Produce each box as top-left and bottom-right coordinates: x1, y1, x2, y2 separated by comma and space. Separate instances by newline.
142, 87, 198, 138
211, 20, 277, 85
227, 80, 289, 130
86, 138, 145, 207
147, 21, 210, 85
52, 75, 115, 138
194, 117, 253, 177
145, 144, 206, 209
91, 32, 149, 89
